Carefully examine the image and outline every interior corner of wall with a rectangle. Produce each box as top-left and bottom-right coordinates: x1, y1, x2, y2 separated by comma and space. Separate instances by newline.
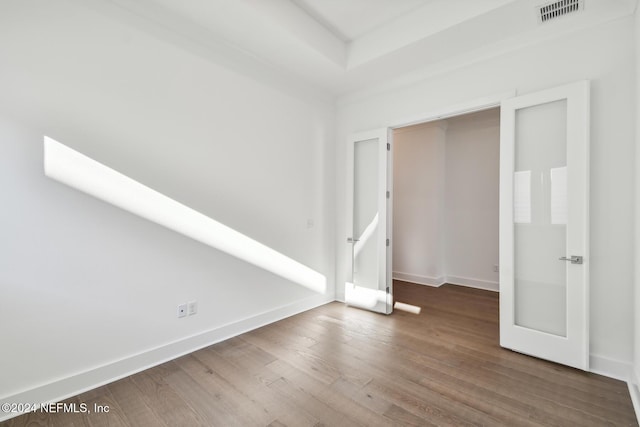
629, 371, 640, 426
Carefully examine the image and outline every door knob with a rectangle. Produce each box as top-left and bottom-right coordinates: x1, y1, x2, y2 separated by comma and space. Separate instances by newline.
559, 255, 583, 264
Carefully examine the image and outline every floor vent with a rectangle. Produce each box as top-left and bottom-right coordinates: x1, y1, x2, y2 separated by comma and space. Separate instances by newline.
537, 0, 584, 23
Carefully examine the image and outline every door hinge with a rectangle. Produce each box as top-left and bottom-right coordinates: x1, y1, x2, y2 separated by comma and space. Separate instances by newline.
386, 238, 389, 246
386, 190, 390, 199
386, 287, 390, 294
387, 143, 390, 151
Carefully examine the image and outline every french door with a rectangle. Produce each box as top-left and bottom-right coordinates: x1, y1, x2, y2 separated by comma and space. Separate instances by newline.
343, 81, 590, 370
345, 129, 393, 314
499, 81, 590, 370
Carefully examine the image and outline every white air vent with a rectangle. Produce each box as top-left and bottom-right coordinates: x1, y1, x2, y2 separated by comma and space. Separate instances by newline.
537, 0, 584, 23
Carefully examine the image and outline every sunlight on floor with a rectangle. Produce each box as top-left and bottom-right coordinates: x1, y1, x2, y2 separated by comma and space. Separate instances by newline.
393, 301, 421, 314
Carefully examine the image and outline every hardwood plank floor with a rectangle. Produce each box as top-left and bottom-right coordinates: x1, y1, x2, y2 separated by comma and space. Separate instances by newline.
3, 282, 637, 426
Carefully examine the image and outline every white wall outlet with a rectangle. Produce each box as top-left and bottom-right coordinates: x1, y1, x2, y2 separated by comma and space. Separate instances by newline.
188, 300, 197, 316
493, 264, 499, 273
177, 303, 187, 318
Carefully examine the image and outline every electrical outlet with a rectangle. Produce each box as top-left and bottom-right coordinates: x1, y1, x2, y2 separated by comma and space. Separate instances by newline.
188, 300, 198, 316
493, 265, 499, 273
177, 303, 187, 318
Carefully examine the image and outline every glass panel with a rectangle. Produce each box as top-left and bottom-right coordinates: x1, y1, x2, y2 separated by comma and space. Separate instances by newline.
353, 139, 380, 290
514, 100, 567, 337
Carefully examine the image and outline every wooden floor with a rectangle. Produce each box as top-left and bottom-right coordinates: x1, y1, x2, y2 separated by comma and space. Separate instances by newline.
4, 281, 637, 426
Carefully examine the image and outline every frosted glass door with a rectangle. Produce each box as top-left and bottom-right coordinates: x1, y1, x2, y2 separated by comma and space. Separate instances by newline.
500, 81, 589, 370
514, 100, 567, 337
353, 139, 380, 290
345, 129, 392, 314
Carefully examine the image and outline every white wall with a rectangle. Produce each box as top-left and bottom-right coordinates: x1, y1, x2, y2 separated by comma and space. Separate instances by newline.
392, 109, 499, 290
392, 121, 446, 285
444, 109, 500, 289
0, 0, 335, 412
336, 16, 636, 372
634, 1, 640, 389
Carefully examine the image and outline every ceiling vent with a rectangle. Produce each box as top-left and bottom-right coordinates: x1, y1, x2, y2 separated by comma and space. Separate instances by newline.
537, 0, 584, 23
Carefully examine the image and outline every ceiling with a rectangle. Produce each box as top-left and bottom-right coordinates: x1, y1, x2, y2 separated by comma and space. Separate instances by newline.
106, 0, 638, 97
290, 0, 432, 42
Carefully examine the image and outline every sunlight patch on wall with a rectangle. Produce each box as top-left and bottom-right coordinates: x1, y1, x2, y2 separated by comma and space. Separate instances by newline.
43, 136, 326, 294
353, 213, 378, 258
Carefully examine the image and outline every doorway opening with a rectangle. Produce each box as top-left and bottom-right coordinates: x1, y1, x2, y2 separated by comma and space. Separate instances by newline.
391, 107, 500, 302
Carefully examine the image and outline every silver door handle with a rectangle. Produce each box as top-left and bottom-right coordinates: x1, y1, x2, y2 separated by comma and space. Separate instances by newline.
559, 255, 583, 264
347, 237, 359, 243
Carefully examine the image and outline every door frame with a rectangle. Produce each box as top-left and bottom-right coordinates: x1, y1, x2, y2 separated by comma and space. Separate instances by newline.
386, 91, 515, 285
387, 91, 515, 129
345, 91, 514, 313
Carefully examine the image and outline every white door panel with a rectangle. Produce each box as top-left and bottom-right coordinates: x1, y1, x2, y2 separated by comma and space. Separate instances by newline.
500, 81, 589, 370
345, 129, 392, 314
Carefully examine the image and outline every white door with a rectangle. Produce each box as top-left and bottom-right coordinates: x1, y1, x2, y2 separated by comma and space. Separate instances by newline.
499, 81, 590, 370
345, 129, 393, 314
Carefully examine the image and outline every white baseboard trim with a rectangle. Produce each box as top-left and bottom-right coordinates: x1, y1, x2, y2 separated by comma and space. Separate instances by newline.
589, 354, 632, 382
629, 370, 640, 425
392, 272, 499, 292
444, 275, 499, 292
393, 272, 444, 287
0, 293, 334, 422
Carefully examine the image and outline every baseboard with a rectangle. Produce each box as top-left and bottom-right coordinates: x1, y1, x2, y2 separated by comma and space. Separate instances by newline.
393, 272, 499, 292
589, 354, 632, 382
393, 271, 444, 287
444, 275, 499, 292
0, 293, 334, 422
